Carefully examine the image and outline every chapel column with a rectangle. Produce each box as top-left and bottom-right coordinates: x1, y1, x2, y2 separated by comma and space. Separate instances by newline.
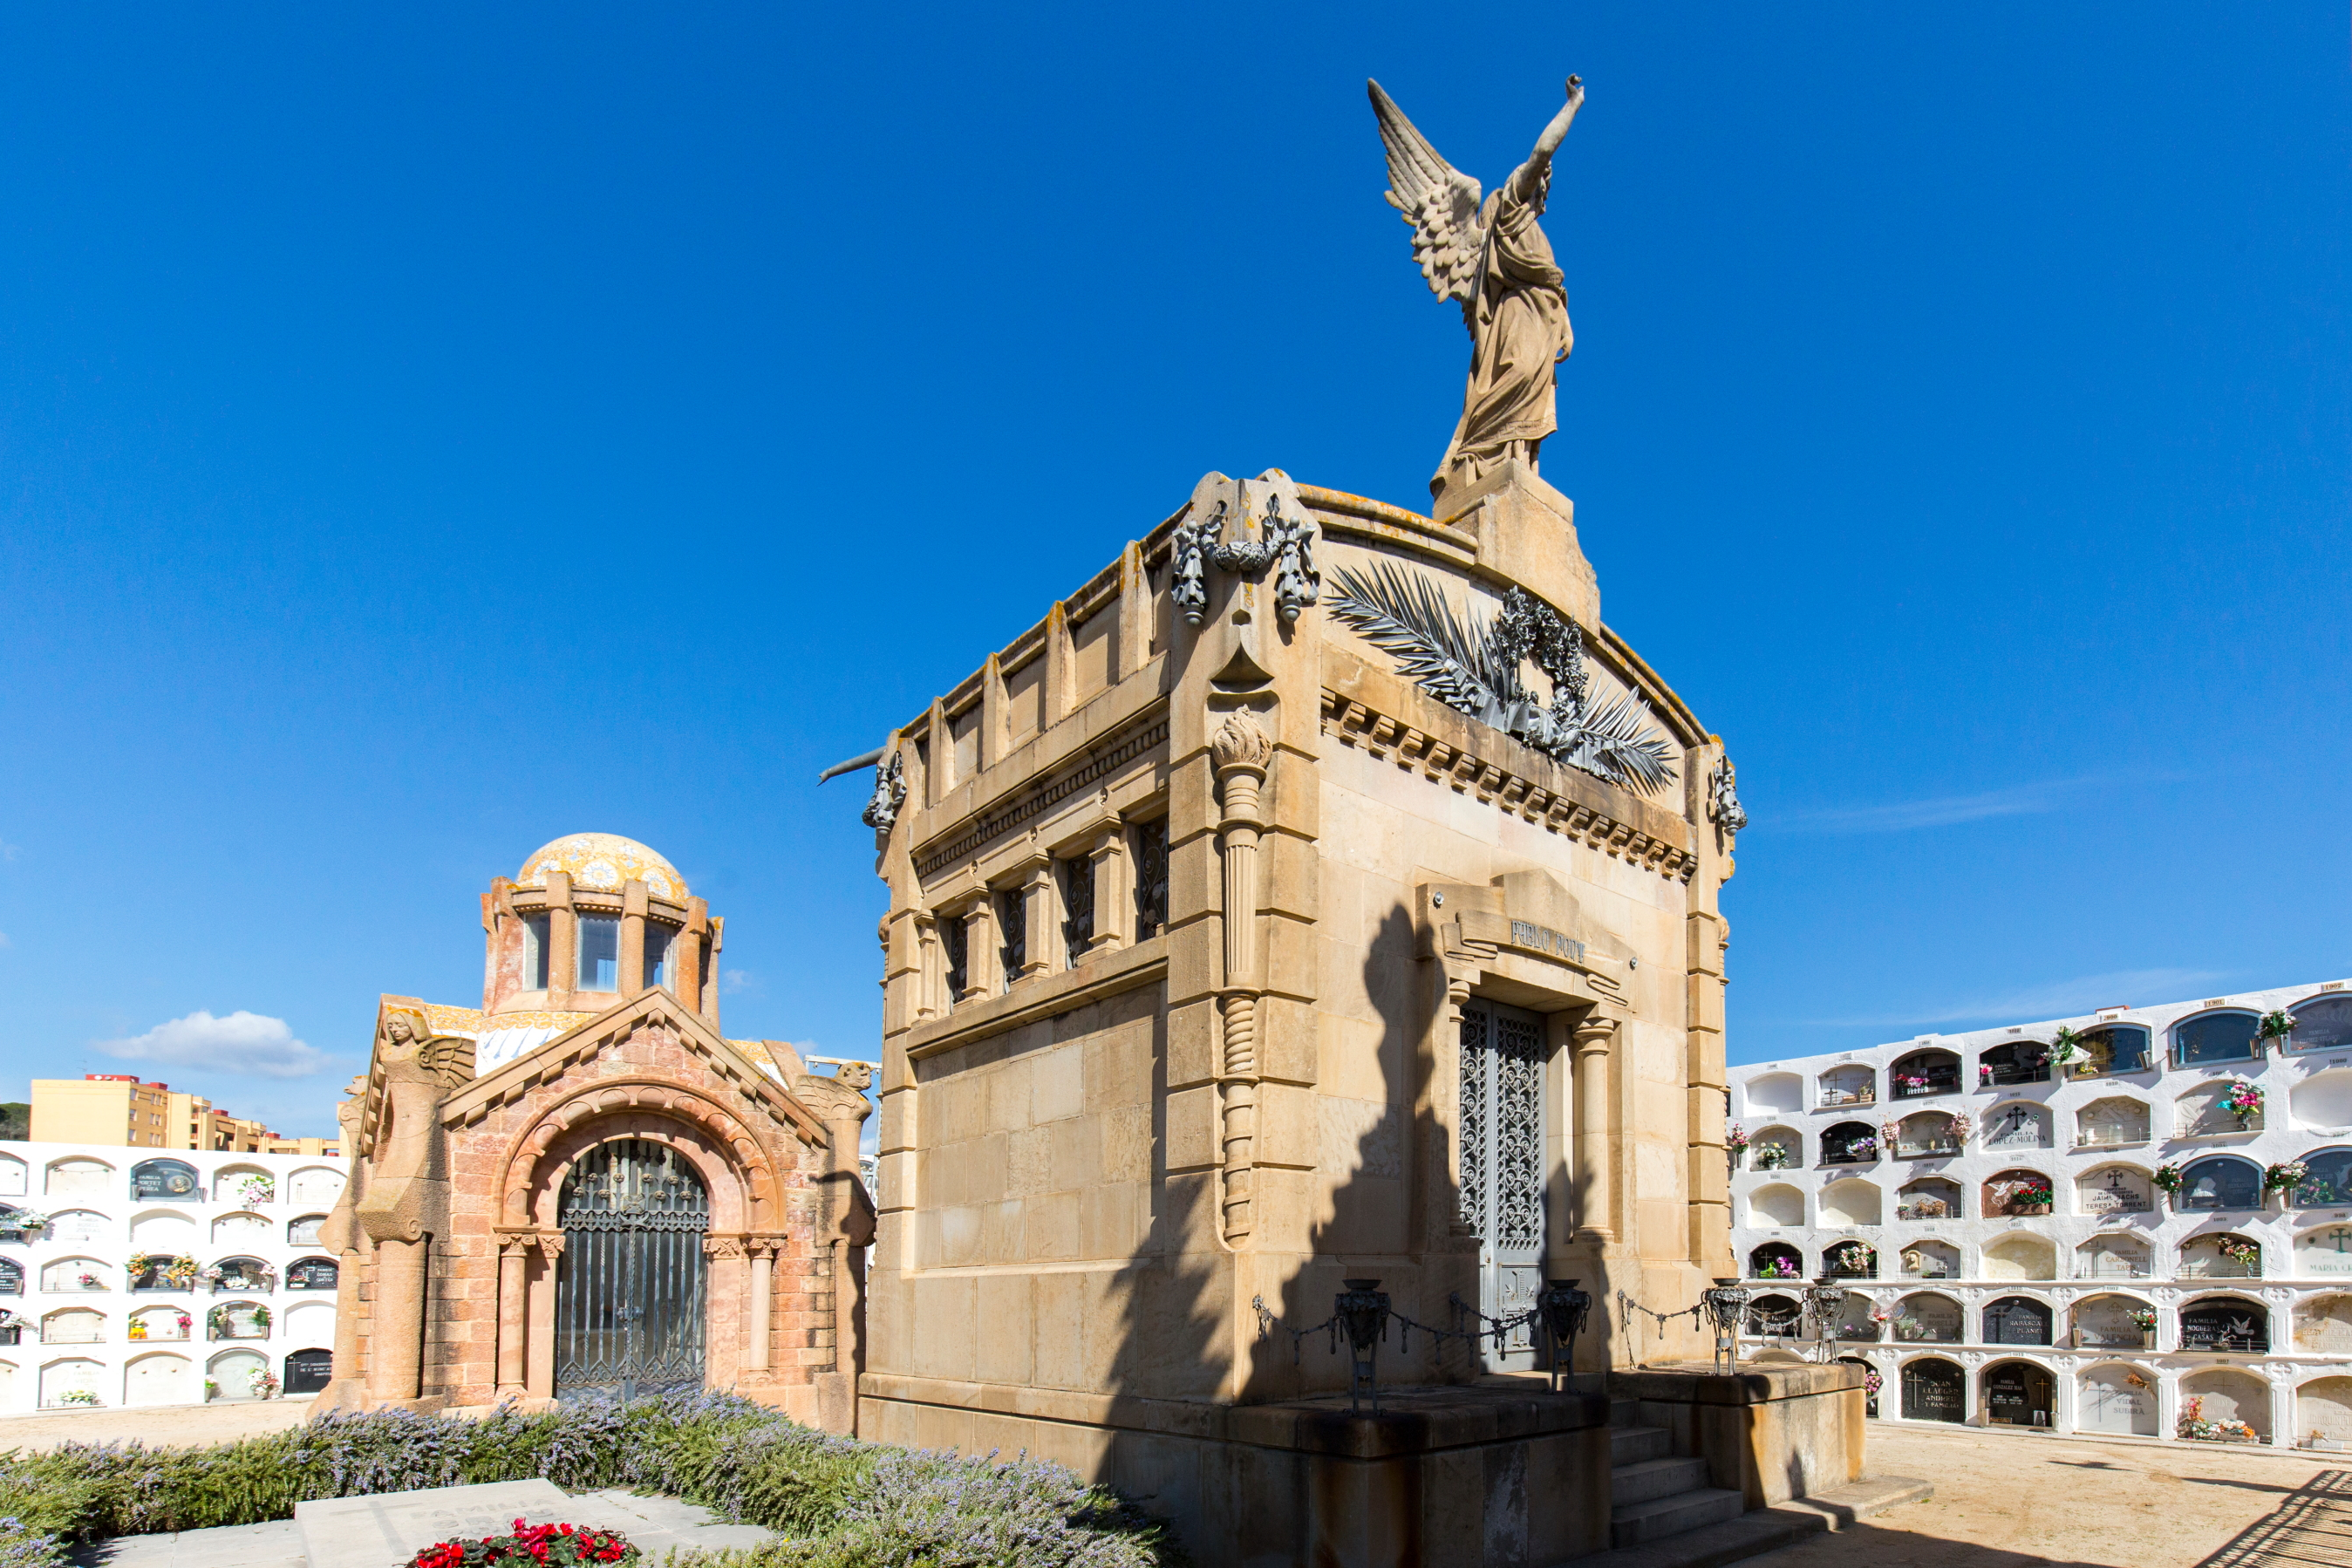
367, 1237, 428, 1401
1572, 1015, 1617, 1242
494, 1235, 530, 1394
746, 1240, 775, 1373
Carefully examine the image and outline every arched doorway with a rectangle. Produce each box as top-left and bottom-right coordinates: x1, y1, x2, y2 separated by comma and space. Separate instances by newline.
555, 1138, 711, 1400
1982, 1360, 2055, 1427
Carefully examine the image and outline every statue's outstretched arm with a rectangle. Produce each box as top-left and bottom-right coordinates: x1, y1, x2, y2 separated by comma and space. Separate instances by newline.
1530, 76, 1585, 167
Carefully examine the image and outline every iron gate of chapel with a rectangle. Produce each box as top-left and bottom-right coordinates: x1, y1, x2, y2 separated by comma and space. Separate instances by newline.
555, 1138, 709, 1400
1459, 998, 1546, 1370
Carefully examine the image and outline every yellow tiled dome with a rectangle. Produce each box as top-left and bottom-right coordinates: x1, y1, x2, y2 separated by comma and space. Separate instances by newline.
515, 834, 689, 903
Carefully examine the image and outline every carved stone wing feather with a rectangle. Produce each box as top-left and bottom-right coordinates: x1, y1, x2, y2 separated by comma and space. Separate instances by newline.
1368, 79, 1485, 315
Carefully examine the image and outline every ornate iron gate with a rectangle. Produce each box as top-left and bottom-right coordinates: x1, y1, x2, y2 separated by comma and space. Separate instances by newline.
555, 1138, 709, 1400
1458, 998, 1546, 1369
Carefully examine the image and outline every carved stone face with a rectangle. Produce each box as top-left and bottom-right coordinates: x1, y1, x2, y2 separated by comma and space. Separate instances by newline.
385, 1018, 413, 1046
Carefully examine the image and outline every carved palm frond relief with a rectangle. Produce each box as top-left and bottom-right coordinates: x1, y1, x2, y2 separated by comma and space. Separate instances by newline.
1326, 559, 1676, 796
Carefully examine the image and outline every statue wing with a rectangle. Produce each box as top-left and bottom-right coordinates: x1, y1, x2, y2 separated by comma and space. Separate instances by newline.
1368, 79, 1485, 314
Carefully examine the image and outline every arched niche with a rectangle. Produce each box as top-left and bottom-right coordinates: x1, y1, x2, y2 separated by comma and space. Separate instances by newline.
1889, 1049, 1960, 1100
40, 1306, 104, 1345
39, 1258, 108, 1294
2296, 1224, 2352, 1279
122, 1352, 191, 1408
2073, 1097, 2150, 1149
2179, 1231, 2264, 1279
1819, 1179, 1881, 1227
1747, 1242, 1803, 1281
0, 1259, 22, 1297
209, 1211, 271, 1246
0, 1154, 26, 1198
2071, 1292, 2155, 1349
1823, 1239, 1877, 1279
283, 1346, 334, 1396
1817, 1064, 1876, 1108
207, 1347, 269, 1402
1982, 1233, 2057, 1281
2297, 1375, 2352, 1449
287, 1214, 327, 1248
38, 1356, 103, 1408
130, 1159, 203, 1203
1899, 1355, 1965, 1421
2289, 1149, 2352, 1208
2179, 1367, 2270, 1441
2291, 1072, 2352, 1133
2077, 1025, 2152, 1077
1837, 1353, 1880, 1415
286, 1167, 345, 1208
1890, 1112, 1960, 1160
287, 1258, 339, 1292
129, 1209, 200, 1250
129, 1304, 191, 1341
283, 1300, 335, 1348
2176, 1081, 2263, 1139
2289, 994, 2352, 1055
1741, 1074, 1803, 1116
1983, 1295, 2053, 1346
2075, 1163, 2154, 1218
1982, 1101, 2052, 1153
2074, 1233, 2152, 1281
208, 1257, 273, 1293
1745, 1292, 1803, 1337
43, 1159, 112, 1199
1820, 1121, 1878, 1166
2180, 1295, 2270, 1353
2078, 1363, 2159, 1436
213, 1165, 275, 1206
2293, 1295, 2352, 1354
48, 1210, 108, 1244
2174, 1011, 2260, 1071
1894, 1176, 1960, 1221
1893, 1239, 1959, 1280
209, 1299, 269, 1341
2178, 1155, 2262, 1212
1892, 1292, 1962, 1343
1981, 1358, 2055, 1427
1746, 1184, 1805, 1228
1982, 1169, 2053, 1217
1832, 1296, 1882, 1341
1978, 1040, 2049, 1088
1748, 1126, 1801, 1173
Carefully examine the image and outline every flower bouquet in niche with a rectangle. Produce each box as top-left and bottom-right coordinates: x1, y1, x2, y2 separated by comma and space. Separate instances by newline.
1725, 1123, 1750, 1163
2257, 1010, 2294, 1053
408, 1521, 638, 1567
1756, 1255, 1802, 1280
1945, 1112, 1973, 1148
2007, 1176, 2054, 1214
1753, 1143, 1791, 1171
2264, 1161, 2309, 1201
2222, 1080, 2264, 1128
2218, 1237, 2262, 1275
2178, 1395, 2259, 1442
2154, 1164, 2185, 1205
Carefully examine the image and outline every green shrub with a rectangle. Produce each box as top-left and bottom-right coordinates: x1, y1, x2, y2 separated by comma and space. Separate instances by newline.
0, 1391, 1174, 1568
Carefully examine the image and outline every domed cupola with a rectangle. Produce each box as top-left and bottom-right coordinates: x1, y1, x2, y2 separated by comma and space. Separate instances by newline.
483, 833, 719, 1024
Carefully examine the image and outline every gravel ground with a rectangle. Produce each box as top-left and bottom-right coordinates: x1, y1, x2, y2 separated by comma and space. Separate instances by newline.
1755, 1422, 2352, 1568
0, 1398, 316, 1453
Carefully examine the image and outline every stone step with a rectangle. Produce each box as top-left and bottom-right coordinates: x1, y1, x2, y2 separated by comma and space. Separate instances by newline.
1610, 1424, 1670, 1464
1566, 1475, 1935, 1568
1608, 1396, 1639, 1428
1611, 1456, 1713, 1507
1610, 1487, 1748, 1549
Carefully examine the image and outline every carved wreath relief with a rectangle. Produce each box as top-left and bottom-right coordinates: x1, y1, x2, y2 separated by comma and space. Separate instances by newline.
1171, 490, 1321, 628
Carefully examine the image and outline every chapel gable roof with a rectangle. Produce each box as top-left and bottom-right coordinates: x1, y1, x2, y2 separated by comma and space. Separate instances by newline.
432, 987, 828, 1148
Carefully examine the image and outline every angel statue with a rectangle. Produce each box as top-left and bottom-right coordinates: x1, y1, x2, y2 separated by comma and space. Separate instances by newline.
1369, 75, 1585, 503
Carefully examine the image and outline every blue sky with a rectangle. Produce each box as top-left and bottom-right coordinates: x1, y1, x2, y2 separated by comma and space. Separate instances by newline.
1, 7, 2346, 1135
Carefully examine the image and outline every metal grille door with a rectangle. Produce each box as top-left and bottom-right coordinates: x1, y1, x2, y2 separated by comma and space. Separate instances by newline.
1459, 999, 1547, 1369
555, 1138, 709, 1400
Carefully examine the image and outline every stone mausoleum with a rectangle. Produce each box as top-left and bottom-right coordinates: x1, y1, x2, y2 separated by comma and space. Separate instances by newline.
317, 834, 875, 1430
838, 457, 1792, 1558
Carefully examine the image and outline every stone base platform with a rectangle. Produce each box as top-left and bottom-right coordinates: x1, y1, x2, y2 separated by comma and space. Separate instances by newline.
862, 1378, 1616, 1568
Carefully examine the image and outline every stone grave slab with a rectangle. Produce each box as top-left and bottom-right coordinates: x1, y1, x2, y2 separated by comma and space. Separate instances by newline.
292, 1479, 774, 1567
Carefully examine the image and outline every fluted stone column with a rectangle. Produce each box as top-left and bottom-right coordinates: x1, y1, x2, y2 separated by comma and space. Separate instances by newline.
1212, 712, 1271, 1244
1573, 1015, 1617, 1242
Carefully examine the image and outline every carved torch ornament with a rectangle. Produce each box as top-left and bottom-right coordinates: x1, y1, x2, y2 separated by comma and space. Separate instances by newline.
1210, 711, 1272, 1244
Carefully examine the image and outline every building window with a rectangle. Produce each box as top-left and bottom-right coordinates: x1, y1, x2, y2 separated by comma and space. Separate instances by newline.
1060, 855, 1094, 967
942, 914, 969, 1003
577, 916, 620, 991
644, 923, 677, 992
522, 914, 550, 990
1132, 818, 1169, 939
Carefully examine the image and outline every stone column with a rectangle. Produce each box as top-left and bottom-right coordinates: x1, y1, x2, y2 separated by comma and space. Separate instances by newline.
1014, 854, 1057, 980
1086, 821, 1132, 955
910, 910, 943, 1020
525, 1233, 563, 1399
960, 902, 1001, 1001
494, 1236, 530, 1394
1212, 712, 1271, 1244
619, 879, 648, 993
1572, 1015, 1617, 1242
546, 871, 576, 1011
746, 1240, 775, 1373
700, 915, 725, 1027
367, 1236, 428, 1402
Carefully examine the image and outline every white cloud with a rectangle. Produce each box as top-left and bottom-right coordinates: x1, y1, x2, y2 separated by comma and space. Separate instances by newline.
95, 1011, 330, 1079
1774, 780, 2090, 835
1803, 967, 2228, 1031
722, 968, 762, 997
